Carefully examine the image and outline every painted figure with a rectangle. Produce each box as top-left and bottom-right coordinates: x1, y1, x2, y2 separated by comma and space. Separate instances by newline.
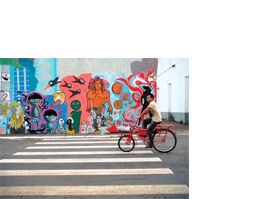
43, 77, 62, 91
10, 102, 25, 134
81, 121, 88, 134
66, 117, 75, 134
52, 90, 66, 107
56, 118, 66, 135
0, 91, 9, 116
87, 125, 95, 134
0, 117, 8, 134
96, 115, 102, 128
24, 118, 30, 134
43, 109, 58, 134
28, 93, 43, 130
138, 86, 153, 124
105, 116, 113, 128
86, 77, 113, 114
70, 100, 82, 133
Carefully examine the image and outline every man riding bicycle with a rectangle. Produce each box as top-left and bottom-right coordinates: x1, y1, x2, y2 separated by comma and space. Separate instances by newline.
137, 93, 162, 148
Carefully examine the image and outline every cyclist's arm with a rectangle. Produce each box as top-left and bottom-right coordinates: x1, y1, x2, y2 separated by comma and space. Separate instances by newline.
138, 107, 150, 118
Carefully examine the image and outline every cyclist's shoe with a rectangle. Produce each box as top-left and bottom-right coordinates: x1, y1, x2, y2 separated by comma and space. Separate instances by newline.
145, 144, 153, 148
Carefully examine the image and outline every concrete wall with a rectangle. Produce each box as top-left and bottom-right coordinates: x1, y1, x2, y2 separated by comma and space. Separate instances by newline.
57, 58, 142, 78
157, 58, 189, 123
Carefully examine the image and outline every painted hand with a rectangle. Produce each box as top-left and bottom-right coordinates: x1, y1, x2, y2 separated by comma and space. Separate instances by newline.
107, 107, 113, 115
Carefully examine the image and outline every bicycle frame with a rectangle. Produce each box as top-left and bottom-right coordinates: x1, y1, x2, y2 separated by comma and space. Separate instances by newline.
118, 119, 176, 146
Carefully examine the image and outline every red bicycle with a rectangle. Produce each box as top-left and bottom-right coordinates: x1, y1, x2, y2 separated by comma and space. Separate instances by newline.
117, 119, 177, 153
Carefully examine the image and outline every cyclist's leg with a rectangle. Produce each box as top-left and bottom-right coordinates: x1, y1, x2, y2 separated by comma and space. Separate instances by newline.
147, 121, 159, 146
142, 118, 152, 129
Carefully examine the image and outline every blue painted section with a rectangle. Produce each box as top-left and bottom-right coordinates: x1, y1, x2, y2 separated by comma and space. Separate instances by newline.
34, 58, 58, 95
18, 59, 37, 92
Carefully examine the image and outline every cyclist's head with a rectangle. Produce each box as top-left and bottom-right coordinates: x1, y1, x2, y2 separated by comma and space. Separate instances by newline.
147, 93, 154, 102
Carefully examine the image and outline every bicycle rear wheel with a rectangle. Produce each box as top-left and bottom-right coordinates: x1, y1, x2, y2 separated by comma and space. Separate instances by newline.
118, 136, 135, 152
153, 129, 177, 153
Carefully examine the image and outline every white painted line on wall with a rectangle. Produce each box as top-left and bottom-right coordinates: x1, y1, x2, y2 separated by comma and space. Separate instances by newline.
0, 185, 189, 195
0, 157, 162, 163
0, 168, 173, 176
16, 68, 19, 91
23, 67, 26, 92
26, 145, 145, 149
35, 141, 142, 144
13, 151, 153, 155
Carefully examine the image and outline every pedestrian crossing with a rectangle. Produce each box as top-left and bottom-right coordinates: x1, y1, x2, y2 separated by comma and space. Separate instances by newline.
13, 151, 153, 155
0, 136, 189, 197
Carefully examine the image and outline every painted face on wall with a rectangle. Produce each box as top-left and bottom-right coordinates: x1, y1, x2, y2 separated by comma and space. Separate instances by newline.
11, 105, 21, 114
29, 99, 42, 105
0, 92, 7, 101
45, 115, 57, 122
91, 110, 96, 119
96, 116, 101, 125
81, 122, 87, 130
95, 80, 102, 91
70, 100, 81, 111
87, 116, 94, 124
106, 119, 111, 124
43, 109, 58, 122
58, 118, 65, 126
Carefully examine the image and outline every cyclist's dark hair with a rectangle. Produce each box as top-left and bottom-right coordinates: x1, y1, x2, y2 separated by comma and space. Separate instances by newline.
148, 93, 154, 99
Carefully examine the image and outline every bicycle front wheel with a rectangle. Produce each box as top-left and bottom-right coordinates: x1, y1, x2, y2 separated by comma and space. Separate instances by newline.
153, 129, 177, 153
118, 136, 135, 152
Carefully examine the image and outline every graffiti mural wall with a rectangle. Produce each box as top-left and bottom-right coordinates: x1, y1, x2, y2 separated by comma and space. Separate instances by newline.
0, 58, 157, 134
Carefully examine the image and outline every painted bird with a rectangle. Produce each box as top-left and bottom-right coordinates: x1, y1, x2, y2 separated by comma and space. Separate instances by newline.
43, 77, 61, 91
69, 89, 86, 98
51, 90, 66, 107
72, 76, 88, 85
2, 74, 9, 81
60, 80, 77, 88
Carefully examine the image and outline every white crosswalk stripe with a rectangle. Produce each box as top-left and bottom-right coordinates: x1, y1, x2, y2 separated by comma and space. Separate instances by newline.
0, 168, 173, 176
0, 136, 189, 197
0, 157, 162, 163
26, 145, 146, 149
13, 151, 153, 155
35, 141, 142, 144
0, 185, 189, 196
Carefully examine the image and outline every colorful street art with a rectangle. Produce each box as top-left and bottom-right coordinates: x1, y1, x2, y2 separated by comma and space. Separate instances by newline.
0, 58, 157, 135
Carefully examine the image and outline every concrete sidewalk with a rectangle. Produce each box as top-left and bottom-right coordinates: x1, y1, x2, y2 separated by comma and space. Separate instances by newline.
0, 120, 188, 139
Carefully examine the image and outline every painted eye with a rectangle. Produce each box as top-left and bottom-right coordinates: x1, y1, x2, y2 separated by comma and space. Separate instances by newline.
59, 93, 64, 99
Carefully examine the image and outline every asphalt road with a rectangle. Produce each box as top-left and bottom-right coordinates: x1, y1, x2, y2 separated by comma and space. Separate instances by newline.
0, 134, 189, 199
